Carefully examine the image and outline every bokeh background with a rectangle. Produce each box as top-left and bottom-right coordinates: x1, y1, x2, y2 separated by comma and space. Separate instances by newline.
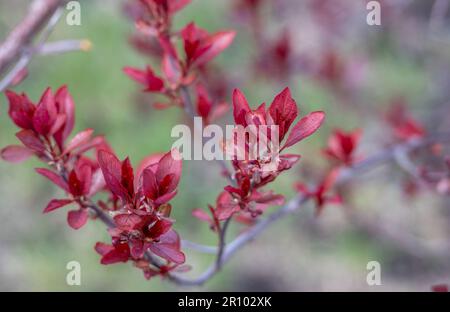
1, 0, 450, 291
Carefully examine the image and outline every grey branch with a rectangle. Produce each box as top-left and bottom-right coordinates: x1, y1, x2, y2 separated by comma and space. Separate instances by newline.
0, 0, 89, 92
0, 0, 63, 74
169, 134, 450, 286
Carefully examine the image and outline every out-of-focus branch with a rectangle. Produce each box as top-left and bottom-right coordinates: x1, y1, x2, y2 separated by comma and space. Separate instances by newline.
170, 134, 450, 286
0, 0, 63, 74
0, 8, 63, 92
216, 217, 232, 269
429, 0, 450, 33
347, 209, 450, 261
38, 39, 92, 55
0, 0, 90, 92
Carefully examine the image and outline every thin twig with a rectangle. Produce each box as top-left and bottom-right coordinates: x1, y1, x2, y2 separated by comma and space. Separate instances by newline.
216, 217, 232, 269
87, 204, 115, 229
38, 39, 92, 55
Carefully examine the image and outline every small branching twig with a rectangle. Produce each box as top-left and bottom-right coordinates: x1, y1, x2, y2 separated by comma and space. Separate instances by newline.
0, 0, 89, 92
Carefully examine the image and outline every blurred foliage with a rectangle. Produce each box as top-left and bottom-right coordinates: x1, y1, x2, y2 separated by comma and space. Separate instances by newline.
0, 0, 447, 291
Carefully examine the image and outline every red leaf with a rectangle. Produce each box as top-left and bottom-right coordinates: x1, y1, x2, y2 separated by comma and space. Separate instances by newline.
100, 242, 130, 265
142, 168, 158, 200
49, 114, 66, 136
283, 111, 325, 150
95, 242, 114, 256
192, 208, 212, 222
70, 135, 104, 156
134, 153, 164, 188
74, 161, 92, 196
64, 128, 94, 155
155, 149, 182, 194
147, 218, 173, 239
323, 128, 362, 166
5, 90, 35, 129
88, 168, 105, 197
268, 87, 298, 141
123, 66, 147, 85
154, 190, 178, 205
68, 170, 85, 197
43, 199, 73, 213
148, 230, 185, 264
54, 85, 75, 147
35, 168, 69, 192
1, 145, 33, 163
32, 87, 57, 135
232, 89, 251, 126
114, 213, 142, 230
196, 84, 212, 119
130, 239, 145, 258
121, 157, 135, 197
181, 23, 207, 62
123, 66, 164, 92
98, 150, 130, 202
67, 209, 89, 229
16, 129, 45, 152
192, 31, 236, 67
215, 191, 240, 220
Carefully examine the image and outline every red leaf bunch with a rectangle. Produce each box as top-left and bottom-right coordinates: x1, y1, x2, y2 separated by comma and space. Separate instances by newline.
123, 0, 235, 118
322, 128, 362, 167
385, 97, 426, 142
1, 87, 107, 229
95, 149, 186, 278
255, 29, 294, 80
128, 0, 191, 36
1, 86, 186, 279
293, 127, 362, 215
316, 50, 346, 90
295, 168, 342, 216
194, 87, 325, 226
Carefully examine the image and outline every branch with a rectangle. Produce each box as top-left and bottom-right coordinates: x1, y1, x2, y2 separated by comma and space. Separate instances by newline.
0, 1, 89, 92
87, 204, 115, 229
169, 134, 450, 286
38, 39, 92, 55
0, 5, 64, 92
0, 0, 63, 74
216, 217, 232, 269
